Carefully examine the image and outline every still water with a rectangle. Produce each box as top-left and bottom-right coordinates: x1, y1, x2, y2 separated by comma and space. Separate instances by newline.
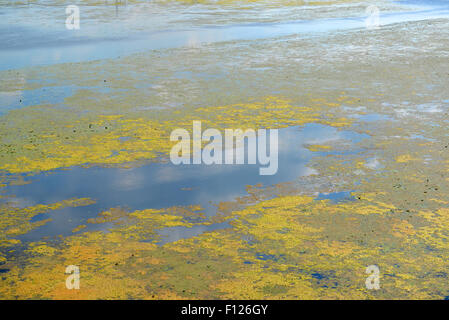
0, 0, 438, 244
2, 123, 367, 243
0, 0, 448, 69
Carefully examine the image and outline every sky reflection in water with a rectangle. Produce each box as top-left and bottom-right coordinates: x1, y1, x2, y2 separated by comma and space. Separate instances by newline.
3, 123, 368, 244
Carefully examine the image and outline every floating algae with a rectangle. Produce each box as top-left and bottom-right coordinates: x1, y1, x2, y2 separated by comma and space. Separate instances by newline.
0, 95, 353, 174
1, 184, 449, 299
0, 0, 449, 300
1, 123, 367, 243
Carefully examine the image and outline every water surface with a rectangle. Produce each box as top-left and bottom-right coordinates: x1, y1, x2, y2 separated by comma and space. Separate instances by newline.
2, 123, 368, 243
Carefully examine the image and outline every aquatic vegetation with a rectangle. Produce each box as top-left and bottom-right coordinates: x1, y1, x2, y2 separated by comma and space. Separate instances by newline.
0, 94, 352, 174
0, 198, 95, 241
1, 1, 449, 300
0, 198, 95, 268
2, 182, 449, 299
305, 144, 332, 152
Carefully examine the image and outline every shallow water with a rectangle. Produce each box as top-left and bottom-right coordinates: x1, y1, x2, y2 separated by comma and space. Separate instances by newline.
1, 0, 448, 69
1, 0, 449, 300
0, 0, 441, 245
2, 123, 367, 243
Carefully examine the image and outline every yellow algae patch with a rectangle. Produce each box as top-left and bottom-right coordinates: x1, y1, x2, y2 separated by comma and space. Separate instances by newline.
395, 154, 419, 163
234, 195, 314, 215
0, 115, 170, 173
131, 210, 195, 228
0, 96, 352, 174
26, 243, 58, 256
414, 208, 449, 250
313, 241, 360, 257
0, 201, 223, 299
214, 266, 318, 299
2, 189, 449, 299
85, 206, 204, 230
429, 199, 449, 205
72, 225, 87, 233
227, 196, 321, 250
0, 198, 95, 247
335, 201, 396, 215
187, 96, 351, 130
391, 219, 416, 239
305, 144, 332, 152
